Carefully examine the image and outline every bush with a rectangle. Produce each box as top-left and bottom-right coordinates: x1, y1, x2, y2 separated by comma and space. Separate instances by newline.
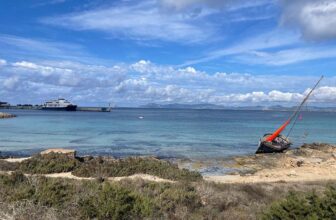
0, 160, 19, 171
2, 154, 202, 181
159, 184, 202, 214
0, 171, 35, 202
34, 178, 75, 208
19, 153, 79, 174
73, 157, 202, 181
79, 182, 154, 219
262, 186, 336, 219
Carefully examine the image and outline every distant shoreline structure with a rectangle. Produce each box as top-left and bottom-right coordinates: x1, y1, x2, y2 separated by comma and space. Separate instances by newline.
0, 100, 112, 112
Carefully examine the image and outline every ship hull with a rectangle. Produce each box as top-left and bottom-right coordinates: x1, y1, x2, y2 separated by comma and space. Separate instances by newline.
256, 141, 291, 154
256, 134, 291, 154
41, 105, 77, 111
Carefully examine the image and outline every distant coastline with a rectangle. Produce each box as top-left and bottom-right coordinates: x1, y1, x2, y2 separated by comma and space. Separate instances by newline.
139, 103, 336, 112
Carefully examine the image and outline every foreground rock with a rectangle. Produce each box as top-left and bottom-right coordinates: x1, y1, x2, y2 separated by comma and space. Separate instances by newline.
0, 112, 16, 119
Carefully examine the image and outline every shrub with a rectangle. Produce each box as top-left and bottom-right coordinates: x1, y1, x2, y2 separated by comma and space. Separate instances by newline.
78, 182, 154, 219
262, 186, 336, 219
158, 184, 202, 214
19, 153, 79, 174
0, 171, 35, 202
34, 178, 75, 208
0, 160, 19, 171
73, 157, 202, 181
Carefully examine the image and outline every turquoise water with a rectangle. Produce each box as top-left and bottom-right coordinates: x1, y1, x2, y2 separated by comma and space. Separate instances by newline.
0, 109, 335, 159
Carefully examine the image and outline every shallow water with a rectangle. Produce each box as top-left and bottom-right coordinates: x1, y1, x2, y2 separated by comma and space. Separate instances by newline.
0, 109, 335, 159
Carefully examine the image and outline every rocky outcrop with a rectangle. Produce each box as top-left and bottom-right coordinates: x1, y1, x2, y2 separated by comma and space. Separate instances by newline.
40, 148, 76, 158
0, 112, 16, 119
231, 143, 336, 172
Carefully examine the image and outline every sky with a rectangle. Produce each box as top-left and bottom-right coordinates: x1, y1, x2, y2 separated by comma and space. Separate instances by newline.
0, 0, 336, 107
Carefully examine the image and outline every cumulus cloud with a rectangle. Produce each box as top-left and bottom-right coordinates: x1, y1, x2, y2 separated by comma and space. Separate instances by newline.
281, 0, 336, 41
1, 59, 335, 106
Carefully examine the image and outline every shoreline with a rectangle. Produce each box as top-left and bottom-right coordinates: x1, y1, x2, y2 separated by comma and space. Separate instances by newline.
1, 143, 335, 184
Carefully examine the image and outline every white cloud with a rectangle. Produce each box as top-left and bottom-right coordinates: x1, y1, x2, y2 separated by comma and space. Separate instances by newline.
0, 34, 98, 63
1, 59, 335, 106
42, 1, 214, 43
312, 86, 336, 102
281, 0, 336, 41
3, 76, 20, 90
160, 0, 272, 11
235, 46, 336, 66
182, 30, 300, 66
0, 59, 7, 66
12, 61, 73, 77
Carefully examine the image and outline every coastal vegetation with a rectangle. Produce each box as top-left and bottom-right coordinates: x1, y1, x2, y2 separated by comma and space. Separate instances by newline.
72, 156, 202, 181
0, 153, 202, 181
1, 144, 336, 219
262, 186, 336, 219
0, 171, 335, 219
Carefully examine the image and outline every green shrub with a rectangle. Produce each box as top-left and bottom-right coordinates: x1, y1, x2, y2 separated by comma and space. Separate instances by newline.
34, 178, 75, 208
73, 157, 202, 181
158, 184, 202, 214
0, 171, 35, 202
79, 182, 154, 219
3, 154, 202, 181
19, 153, 79, 174
262, 186, 336, 219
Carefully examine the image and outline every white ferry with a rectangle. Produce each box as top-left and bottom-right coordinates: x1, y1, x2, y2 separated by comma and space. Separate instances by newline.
42, 98, 77, 111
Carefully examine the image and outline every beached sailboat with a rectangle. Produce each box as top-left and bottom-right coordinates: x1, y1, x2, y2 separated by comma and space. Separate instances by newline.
256, 76, 324, 154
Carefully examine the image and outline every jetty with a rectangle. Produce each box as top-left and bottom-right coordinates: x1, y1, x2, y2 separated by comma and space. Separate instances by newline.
76, 106, 111, 112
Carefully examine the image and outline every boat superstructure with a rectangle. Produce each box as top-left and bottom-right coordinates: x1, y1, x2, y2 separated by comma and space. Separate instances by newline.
42, 98, 77, 111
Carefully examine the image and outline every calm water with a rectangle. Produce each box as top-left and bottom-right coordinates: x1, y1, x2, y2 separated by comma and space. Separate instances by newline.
0, 109, 335, 159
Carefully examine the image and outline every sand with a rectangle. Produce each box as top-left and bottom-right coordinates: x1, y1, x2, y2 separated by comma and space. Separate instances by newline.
45, 172, 175, 183
205, 143, 336, 184
3, 157, 31, 163
205, 165, 336, 183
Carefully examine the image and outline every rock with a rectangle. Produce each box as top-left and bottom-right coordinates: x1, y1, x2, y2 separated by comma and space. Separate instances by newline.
332, 153, 336, 159
296, 160, 304, 167
0, 112, 16, 119
40, 148, 76, 158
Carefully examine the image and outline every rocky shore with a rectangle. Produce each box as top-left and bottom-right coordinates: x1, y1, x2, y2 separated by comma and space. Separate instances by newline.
190, 143, 336, 183
0, 112, 16, 119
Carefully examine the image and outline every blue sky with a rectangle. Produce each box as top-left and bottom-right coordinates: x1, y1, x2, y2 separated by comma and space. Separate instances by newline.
0, 0, 335, 106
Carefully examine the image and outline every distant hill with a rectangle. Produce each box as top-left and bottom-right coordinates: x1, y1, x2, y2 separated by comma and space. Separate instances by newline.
140, 103, 226, 109
139, 103, 336, 112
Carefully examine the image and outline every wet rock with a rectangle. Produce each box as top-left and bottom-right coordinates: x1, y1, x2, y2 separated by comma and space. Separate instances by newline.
0, 112, 16, 118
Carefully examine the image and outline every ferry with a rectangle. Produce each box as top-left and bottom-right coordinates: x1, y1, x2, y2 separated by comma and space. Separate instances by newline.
42, 98, 77, 111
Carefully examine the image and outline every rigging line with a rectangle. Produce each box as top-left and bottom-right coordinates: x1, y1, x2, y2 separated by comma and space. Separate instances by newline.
286, 109, 301, 138
284, 76, 323, 136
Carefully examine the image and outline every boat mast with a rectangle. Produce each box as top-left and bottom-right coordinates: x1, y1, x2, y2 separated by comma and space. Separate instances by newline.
265, 75, 324, 142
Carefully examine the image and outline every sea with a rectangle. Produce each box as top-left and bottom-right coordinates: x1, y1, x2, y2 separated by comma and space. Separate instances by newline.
0, 109, 335, 159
